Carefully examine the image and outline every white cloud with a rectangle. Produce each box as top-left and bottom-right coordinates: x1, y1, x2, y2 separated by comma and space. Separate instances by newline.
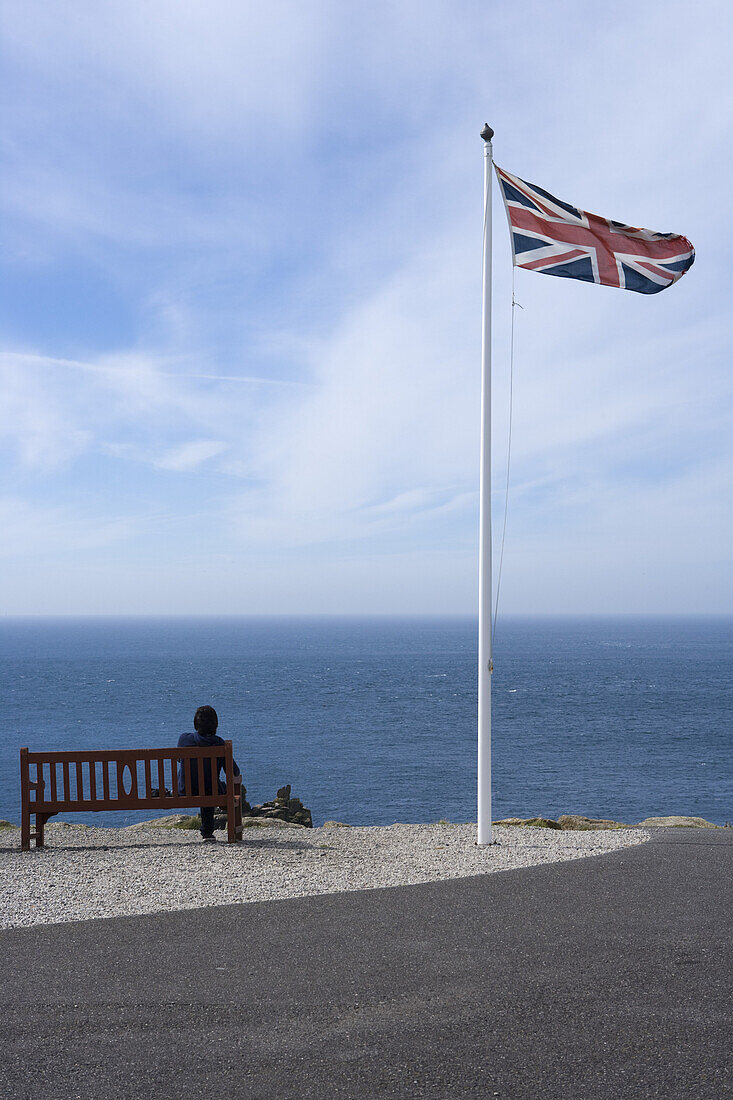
0, 350, 260, 476
0, 496, 137, 559
226, 232, 479, 544
156, 440, 227, 472
0, 357, 92, 470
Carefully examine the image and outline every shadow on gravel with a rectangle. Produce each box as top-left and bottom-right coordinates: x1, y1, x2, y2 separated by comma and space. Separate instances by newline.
0, 836, 313, 853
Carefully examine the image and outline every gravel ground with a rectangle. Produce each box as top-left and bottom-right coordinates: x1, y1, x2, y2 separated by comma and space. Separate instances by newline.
0, 822, 649, 929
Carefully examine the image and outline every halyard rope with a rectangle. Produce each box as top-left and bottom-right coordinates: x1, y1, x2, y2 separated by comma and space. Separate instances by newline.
492, 267, 521, 652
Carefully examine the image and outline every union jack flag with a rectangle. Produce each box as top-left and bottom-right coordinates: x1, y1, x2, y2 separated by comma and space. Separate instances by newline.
496, 165, 695, 295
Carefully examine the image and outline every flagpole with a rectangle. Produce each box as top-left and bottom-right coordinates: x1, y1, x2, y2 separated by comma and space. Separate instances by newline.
477, 122, 494, 846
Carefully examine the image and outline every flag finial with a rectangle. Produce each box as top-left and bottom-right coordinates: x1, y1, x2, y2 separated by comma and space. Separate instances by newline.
480, 123, 494, 142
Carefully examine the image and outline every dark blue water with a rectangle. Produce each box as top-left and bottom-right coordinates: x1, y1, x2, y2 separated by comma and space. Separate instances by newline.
0, 616, 730, 827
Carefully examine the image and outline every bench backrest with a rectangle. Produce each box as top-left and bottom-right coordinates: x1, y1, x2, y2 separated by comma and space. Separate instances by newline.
20, 742, 236, 815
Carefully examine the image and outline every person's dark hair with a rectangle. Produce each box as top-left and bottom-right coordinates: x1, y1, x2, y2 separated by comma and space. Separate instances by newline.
194, 705, 218, 737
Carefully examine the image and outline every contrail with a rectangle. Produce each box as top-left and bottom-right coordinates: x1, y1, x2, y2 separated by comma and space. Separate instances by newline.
1, 352, 310, 387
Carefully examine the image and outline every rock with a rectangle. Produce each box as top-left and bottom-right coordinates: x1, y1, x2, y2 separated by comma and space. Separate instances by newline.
246, 784, 313, 827
322, 821, 351, 828
638, 815, 720, 828
241, 817, 305, 829
493, 813, 721, 831
558, 815, 627, 830
126, 814, 200, 830
493, 817, 561, 829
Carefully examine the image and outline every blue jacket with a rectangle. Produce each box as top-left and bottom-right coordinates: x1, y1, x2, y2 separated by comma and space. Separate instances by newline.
177, 730, 241, 797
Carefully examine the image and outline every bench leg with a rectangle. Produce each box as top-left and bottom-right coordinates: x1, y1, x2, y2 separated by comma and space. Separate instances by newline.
35, 813, 48, 848
231, 777, 243, 842
21, 806, 31, 852
227, 792, 236, 844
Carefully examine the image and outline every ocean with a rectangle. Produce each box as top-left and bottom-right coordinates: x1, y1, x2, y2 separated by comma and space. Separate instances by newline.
1, 616, 730, 828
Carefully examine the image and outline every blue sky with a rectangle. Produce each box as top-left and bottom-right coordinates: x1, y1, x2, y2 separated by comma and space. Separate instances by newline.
1, 1, 731, 614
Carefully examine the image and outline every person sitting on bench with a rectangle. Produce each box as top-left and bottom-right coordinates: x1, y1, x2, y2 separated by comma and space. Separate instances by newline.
177, 705, 241, 841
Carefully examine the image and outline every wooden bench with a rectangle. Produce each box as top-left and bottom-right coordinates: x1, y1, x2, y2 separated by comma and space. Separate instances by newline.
19, 742, 243, 849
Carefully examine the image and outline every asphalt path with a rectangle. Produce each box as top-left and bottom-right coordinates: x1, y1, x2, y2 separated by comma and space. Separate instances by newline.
0, 828, 731, 1099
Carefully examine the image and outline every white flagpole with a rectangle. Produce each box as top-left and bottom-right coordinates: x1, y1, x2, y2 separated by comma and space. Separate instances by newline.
477, 123, 494, 846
